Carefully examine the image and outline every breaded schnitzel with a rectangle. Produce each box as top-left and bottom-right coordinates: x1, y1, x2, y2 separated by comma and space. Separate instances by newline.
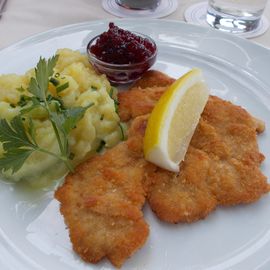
55, 116, 151, 268
55, 70, 269, 267
145, 96, 268, 223
118, 70, 175, 122
119, 71, 269, 223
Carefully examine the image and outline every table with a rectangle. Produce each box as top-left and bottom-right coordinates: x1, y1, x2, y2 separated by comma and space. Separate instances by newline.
0, 0, 270, 49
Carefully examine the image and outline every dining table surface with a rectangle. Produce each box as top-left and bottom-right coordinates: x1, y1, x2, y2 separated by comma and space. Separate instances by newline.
0, 0, 270, 50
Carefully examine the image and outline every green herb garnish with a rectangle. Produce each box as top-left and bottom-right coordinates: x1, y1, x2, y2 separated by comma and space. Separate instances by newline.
17, 95, 32, 107
118, 122, 126, 141
114, 100, 120, 113
0, 56, 92, 174
0, 116, 37, 173
56, 81, 69, 93
96, 140, 106, 153
109, 87, 114, 98
16, 86, 26, 93
49, 77, 60, 86
109, 87, 120, 113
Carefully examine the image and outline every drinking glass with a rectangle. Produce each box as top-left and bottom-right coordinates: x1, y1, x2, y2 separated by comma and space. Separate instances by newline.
115, 0, 161, 10
206, 0, 268, 33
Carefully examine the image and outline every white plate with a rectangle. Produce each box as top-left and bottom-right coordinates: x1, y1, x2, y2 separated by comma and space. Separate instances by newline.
0, 19, 270, 270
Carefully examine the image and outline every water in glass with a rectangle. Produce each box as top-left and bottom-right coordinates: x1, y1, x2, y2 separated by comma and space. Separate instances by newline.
207, 0, 268, 33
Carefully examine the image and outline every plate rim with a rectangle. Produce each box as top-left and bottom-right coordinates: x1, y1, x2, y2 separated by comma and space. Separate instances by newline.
1, 18, 270, 52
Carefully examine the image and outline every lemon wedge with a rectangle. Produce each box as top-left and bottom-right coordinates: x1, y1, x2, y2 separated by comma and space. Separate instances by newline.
143, 68, 209, 172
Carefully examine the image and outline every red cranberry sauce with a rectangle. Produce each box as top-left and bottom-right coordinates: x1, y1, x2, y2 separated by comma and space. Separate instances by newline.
89, 23, 156, 65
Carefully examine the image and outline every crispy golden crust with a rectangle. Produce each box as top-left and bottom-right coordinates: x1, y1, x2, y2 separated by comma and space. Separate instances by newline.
118, 86, 167, 122
118, 71, 269, 223
145, 146, 217, 223
132, 70, 176, 89
118, 70, 175, 122
191, 96, 268, 205
55, 117, 151, 268
253, 116, 265, 133
55, 70, 269, 268
146, 96, 269, 223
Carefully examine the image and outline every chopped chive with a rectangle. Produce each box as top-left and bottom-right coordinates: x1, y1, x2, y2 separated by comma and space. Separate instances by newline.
16, 86, 25, 92
100, 114, 104, 120
17, 95, 31, 107
118, 123, 126, 141
109, 87, 114, 98
55, 72, 60, 78
114, 100, 120, 113
108, 87, 119, 113
96, 140, 106, 153
49, 77, 60, 86
47, 94, 64, 110
91, 86, 98, 91
69, 152, 75, 160
56, 82, 69, 93
10, 104, 16, 108
46, 94, 53, 101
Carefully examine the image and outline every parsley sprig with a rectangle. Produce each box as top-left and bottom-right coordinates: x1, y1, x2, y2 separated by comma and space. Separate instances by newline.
0, 56, 93, 174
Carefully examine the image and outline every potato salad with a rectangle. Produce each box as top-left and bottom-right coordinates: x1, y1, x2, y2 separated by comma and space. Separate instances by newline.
0, 49, 123, 186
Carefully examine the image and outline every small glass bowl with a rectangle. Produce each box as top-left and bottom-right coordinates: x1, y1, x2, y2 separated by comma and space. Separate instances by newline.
86, 33, 157, 84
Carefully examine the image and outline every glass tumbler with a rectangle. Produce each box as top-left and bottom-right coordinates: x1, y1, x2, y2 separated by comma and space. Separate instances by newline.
206, 0, 268, 33
115, 0, 161, 10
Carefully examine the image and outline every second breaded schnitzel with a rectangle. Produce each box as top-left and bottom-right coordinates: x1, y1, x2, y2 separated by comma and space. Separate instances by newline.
145, 96, 269, 223
119, 71, 269, 223
118, 71, 174, 122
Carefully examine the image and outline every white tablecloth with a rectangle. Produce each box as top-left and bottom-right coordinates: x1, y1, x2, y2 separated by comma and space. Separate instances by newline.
0, 0, 270, 49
